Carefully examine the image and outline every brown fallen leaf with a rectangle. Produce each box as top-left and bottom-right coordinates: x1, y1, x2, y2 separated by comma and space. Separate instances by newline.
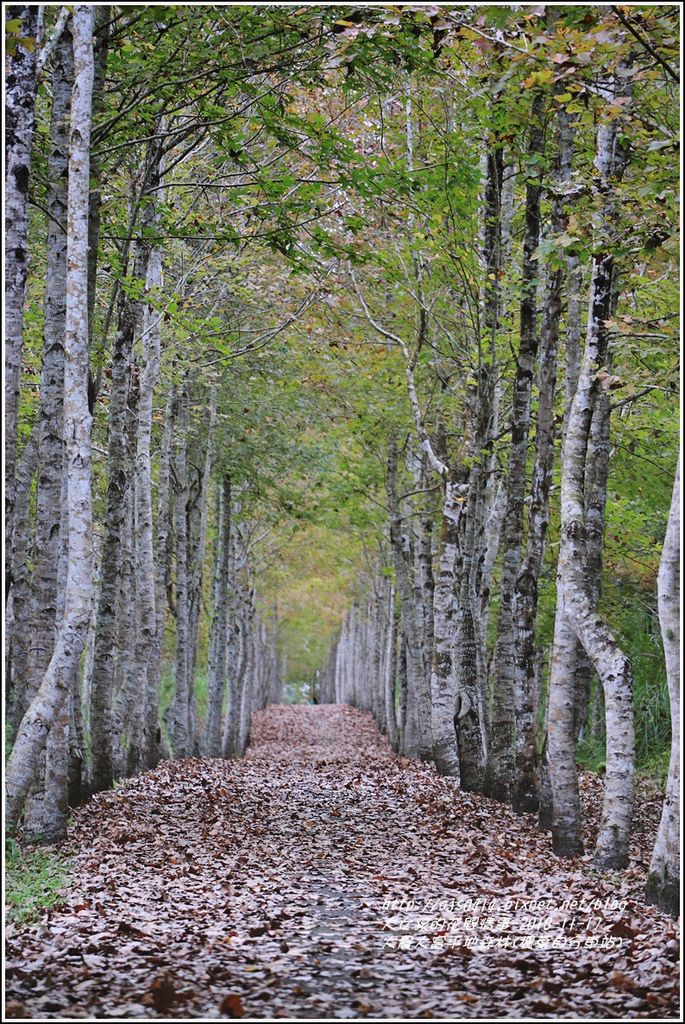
148, 973, 180, 1012
3, 706, 679, 1022
220, 992, 245, 1018
4, 1002, 28, 1019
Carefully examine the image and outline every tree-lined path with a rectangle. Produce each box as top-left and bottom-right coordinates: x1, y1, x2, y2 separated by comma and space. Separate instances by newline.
5, 706, 679, 1020
4, 7, 680, 1018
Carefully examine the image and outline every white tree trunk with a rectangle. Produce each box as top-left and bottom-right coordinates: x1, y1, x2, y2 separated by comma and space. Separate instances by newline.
487, 97, 543, 803
512, 104, 573, 814
549, 77, 635, 870
6, 5, 95, 831
205, 476, 231, 757
22, 23, 72, 839
146, 387, 175, 764
168, 386, 191, 756
646, 457, 680, 915
430, 486, 460, 777
133, 146, 164, 771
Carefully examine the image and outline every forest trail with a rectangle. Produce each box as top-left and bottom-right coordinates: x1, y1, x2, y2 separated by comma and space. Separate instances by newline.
5, 706, 679, 1021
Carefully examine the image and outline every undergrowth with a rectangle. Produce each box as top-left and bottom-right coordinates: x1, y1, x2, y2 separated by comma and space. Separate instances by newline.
5, 838, 68, 925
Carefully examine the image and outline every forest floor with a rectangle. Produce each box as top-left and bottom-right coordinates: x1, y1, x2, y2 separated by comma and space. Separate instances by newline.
4, 705, 680, 1020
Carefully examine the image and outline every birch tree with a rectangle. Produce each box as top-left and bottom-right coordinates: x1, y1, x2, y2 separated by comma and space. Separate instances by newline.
132, 144, 165, 773
89, 282, 137, 792
205, 476, 232, 757
168, 385, 191, 756
549, 75, 635, 869
511, 104, 574, 814
645, 457, 680, 915
486, 96, 544, 802
5, 6, 39, 551
6, 4, 95, 834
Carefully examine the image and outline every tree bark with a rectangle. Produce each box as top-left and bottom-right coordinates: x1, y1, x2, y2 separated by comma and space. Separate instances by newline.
549, 76, 634, 869
645, 457, 680, 915
186, 386, 217, 753
486, 97, 544, 802
383, 584, 398, 749
430, 484, 461, 777
132, 144, 164, 773
6, 5, 95, 833
223, 583, 248, 758
6, 425, 38, 731
511, 104, 573, 814
168, 385, 191, 756
146, 386, 176, 765
456, 141, 503, 794
5, 5, 39, 553
20, 25, 73, 838
205, 476, 231, 757
89, 286, 137, 791
387, 444, 432, 759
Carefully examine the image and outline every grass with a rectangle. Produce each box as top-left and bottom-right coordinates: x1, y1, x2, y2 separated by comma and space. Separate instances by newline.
5, 838, 69, 925
635, 746, 671, 787
576, 733, 607, 776
575, 721, 670, 790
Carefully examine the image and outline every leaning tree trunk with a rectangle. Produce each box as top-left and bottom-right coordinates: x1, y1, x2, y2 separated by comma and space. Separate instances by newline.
550, 285, 635, 867
573, 390, 612, 739
21, 24, 73, 839
5, 6, 39, 556
548, 75, 634, 869
6, 5, 95, 833
645, 457, 680, 915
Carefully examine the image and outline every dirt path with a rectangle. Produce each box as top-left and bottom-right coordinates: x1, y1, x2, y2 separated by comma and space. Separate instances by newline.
5, 705, 679, 1019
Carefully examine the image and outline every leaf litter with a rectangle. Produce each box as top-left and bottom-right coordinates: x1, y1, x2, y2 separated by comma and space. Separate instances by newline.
4, 705, 679, 1019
